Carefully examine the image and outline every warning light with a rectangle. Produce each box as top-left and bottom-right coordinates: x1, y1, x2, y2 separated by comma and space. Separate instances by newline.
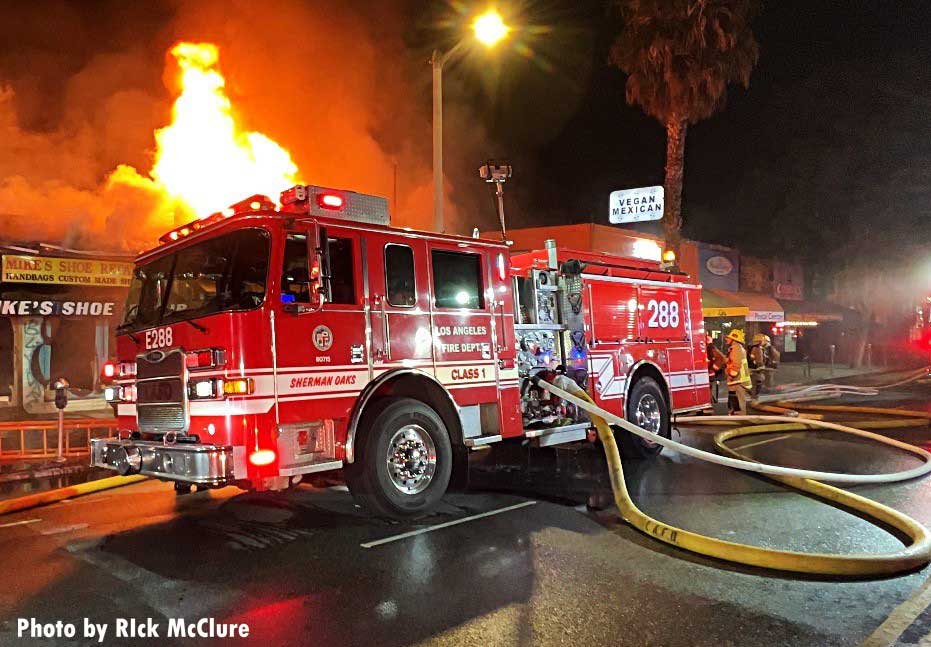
223, 378, 254, 395
662, 250, 676, 263
249, 201, 262, 210
316, 193, 344, 210
102, 361, 117, 380
185, 348, 223, 370
249, 449, 276, 466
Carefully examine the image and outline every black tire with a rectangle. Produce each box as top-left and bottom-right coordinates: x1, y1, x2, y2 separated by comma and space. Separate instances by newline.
346, 397, 452, 519
620, 377, 670, 459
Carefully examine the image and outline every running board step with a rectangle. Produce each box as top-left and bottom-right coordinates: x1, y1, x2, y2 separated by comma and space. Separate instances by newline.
524, 422, 591, 448
465, 434, 502, 448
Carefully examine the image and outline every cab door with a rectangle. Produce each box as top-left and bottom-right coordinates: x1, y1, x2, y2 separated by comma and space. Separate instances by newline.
274, 225, 369, 425
366, 235, 433, 373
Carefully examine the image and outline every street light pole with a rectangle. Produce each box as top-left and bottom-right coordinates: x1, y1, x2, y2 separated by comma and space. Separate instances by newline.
432, 49, 444, 234
431, 9, 509, 235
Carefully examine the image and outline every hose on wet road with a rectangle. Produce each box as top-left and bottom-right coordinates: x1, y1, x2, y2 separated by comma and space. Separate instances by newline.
531, 373, 931, 576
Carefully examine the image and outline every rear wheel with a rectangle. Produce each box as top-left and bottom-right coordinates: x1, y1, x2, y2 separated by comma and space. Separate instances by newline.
620, 377, 670, 459
346, 397, 452, 519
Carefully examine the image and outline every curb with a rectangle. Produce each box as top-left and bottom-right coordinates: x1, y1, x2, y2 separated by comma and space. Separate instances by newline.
0, 463, 90, 484
0, 474, 147, 516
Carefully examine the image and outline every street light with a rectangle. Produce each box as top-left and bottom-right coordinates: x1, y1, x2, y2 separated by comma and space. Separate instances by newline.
474, 10, 509, 46
432, 9, 509, 234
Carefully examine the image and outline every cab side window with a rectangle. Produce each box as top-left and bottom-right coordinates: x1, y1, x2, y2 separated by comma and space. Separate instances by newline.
431, 250, 484, 309
281, 234, 311, 303
321, 229, 357, 304
385, 244, 416, 307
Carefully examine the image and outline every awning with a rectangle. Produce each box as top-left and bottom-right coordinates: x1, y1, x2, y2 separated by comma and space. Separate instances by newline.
701, 290, 748, 318
778, 299, 854, 323
703, 290, 784, 322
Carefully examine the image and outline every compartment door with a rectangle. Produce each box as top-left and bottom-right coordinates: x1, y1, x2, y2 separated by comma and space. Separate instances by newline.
638, 286, 697, 410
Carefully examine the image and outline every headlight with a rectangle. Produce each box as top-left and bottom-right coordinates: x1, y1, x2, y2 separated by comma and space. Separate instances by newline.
189, 378, 221, 400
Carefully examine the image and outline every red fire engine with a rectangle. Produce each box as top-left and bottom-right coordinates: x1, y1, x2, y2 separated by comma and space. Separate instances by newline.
92, 184, 710, 517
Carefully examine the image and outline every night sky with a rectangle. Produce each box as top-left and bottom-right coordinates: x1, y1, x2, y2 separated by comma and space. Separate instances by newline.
0, 0, 928, 269
435, 0, 931, 267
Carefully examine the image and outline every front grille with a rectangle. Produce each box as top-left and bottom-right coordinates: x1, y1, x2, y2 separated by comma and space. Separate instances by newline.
137, 378, 184, 403
136, 348, 188, 434
137, 404, 187, 433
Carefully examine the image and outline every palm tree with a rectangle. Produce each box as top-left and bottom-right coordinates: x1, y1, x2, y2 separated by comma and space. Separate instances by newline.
610, 0, 760, 255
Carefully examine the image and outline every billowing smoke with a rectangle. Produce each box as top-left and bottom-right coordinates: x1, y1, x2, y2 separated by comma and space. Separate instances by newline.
0, 0, 478, 252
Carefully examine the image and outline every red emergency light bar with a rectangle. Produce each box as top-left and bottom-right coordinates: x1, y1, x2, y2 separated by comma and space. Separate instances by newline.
280, 184, 389, 225
158, 194, 276, 245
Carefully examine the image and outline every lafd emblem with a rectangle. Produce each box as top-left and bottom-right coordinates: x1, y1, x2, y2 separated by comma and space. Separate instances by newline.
312, 325, 333, 352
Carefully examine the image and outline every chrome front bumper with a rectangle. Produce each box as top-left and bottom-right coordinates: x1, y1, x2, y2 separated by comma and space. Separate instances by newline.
90, 438, 234, 485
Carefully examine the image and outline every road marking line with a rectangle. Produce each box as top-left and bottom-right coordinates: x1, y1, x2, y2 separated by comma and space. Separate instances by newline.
860, 576, 931, 647
360, 501, 537, 548
39, 523, 89, 536
0, 518, 41, 529
56, 495, 114, 506
730, 434, 793, 451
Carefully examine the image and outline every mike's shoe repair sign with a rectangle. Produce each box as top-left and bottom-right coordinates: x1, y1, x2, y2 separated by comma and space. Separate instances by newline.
1, 254, 133, 287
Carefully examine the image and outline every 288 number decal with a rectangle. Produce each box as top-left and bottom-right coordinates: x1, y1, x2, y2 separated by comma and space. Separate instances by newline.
646, 300, 680, 328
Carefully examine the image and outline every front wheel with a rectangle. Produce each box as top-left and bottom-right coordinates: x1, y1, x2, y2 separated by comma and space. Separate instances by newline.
620, 377, 671, 459
346, 397, 452, 519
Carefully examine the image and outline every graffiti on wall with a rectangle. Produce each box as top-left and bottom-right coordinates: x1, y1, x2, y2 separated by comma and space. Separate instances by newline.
21, 317, 50, 410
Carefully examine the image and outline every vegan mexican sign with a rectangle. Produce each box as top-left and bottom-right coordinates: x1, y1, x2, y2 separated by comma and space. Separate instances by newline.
1, 254, 133, 288
609, 186, 664, 224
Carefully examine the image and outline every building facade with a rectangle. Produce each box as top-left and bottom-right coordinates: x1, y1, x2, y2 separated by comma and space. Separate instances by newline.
0, 243, 132, 419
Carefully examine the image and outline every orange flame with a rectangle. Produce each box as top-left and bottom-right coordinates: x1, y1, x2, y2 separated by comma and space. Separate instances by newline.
111, 42, 299, 221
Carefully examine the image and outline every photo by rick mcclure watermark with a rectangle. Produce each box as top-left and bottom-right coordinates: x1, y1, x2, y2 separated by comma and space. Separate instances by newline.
17, 617, 251, 642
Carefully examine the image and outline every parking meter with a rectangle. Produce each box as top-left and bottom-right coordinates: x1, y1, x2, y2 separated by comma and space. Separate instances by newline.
53, 378, 69, 461
54, 378, 70, 410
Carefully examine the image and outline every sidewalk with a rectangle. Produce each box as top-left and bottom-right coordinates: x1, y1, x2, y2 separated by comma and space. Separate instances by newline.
0, 458, 107, 502
774, 362, 888, 386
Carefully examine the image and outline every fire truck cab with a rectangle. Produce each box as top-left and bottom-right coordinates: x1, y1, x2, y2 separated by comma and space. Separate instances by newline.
92, 184, 709, 518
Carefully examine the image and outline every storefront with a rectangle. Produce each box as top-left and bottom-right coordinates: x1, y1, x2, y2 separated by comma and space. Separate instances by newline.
701, 290, 784, 351
773, 300, 859, 363
0, 244, 132, 418
700, 292, 747, 351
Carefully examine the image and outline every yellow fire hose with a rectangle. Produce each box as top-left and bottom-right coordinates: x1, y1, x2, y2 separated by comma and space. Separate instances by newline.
0, 475, 146, 516
531, 374, 931, 576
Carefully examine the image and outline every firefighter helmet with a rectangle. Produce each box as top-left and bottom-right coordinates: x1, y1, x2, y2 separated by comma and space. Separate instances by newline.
726, 329, 746, 345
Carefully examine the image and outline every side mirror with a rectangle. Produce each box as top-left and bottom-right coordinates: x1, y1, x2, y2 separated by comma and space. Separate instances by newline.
284, 225, 325, 316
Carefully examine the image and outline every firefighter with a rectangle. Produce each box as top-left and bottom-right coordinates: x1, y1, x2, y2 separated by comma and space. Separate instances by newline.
749, 333, 766, 398
724, 329, 752, 415
749, 333, 780, 396
706, 334, 727, 403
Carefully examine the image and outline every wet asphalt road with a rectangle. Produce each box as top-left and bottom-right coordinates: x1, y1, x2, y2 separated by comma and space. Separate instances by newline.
4, 386, 931, 646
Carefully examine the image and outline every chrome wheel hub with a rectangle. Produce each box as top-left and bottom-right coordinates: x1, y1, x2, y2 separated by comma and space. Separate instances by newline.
635, 394, 663, 446
386, 424, 437, 495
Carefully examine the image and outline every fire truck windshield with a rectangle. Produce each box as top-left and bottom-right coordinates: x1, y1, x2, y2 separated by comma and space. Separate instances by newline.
120, 228, 270, 332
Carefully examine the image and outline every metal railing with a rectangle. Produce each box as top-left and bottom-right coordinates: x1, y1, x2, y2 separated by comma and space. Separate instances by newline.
0, 418, 118, 461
